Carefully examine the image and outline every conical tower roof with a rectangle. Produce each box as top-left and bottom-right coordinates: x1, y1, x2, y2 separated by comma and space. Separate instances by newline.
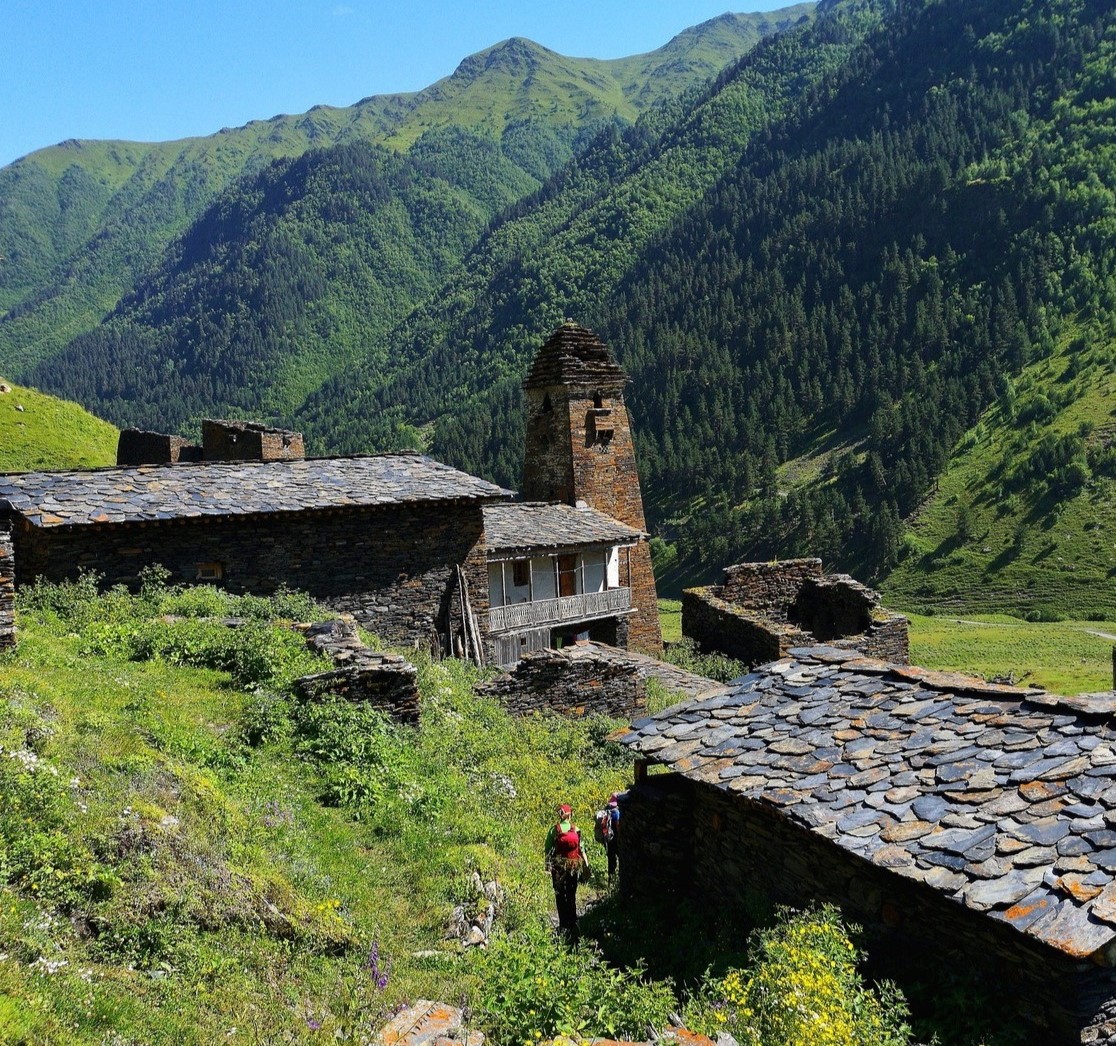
523, 322, 626, 391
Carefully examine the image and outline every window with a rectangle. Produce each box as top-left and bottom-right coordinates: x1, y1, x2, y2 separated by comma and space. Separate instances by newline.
196, 562, 223, 581
512, 560, 530, 588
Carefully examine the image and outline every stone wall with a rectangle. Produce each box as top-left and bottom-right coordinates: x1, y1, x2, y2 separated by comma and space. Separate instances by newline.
0, 527, 14, 651
10, 501, 488, 653
475, 647, 647, 718
117, 429, 203, 466
620, 775, 1114, 1044
294, 619, 420, 724
201, 419, 305, 462
683, 559, 909, 667
720, 558, 823, 618
681, 586, 807, 665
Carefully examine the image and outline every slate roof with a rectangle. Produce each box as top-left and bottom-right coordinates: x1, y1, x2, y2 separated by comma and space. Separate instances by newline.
522, 322, 627, 390
614, 645, 1116, 961
0, 454, 513, 528
483, 503, 644, 555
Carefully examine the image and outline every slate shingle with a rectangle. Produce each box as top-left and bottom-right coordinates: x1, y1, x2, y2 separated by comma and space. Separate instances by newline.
0, 454, 513, 528
615, 645, 1116, 961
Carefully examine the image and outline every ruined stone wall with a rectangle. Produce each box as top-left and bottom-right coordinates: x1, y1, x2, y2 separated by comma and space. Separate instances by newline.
11, 502, 488, 651
681, 587, 807, 666
201, 419, 305, 462
621, 776, 1109, 1045
789, 574, 910, 664
719, 558, 822, 617
0, 526, 15, 651
826, 614, 910, 664
292, 617, 421, 723
475, 647, 646, 718
684, 561, 910, 668
116, 429, 202, 466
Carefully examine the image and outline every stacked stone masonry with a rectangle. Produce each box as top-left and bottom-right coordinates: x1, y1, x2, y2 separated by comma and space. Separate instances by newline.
520, 323, 662, 656
201, 419, 305, 462
684, 558, 909, 667
476, 646, 647, 719
294, 618, 420, 724
0, 527, 14, 651
5, 501, 489, 654
615, 645, 1116, 1044
116, 429, 202, 466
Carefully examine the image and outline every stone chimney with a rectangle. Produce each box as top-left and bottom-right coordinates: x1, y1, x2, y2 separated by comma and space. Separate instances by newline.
117, 429, 202, 466
201, 420, 305, 462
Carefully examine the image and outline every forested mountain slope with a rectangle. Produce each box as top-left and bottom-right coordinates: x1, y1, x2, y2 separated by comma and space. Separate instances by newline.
298, 0, 1115, 615
0, 7, 811, 377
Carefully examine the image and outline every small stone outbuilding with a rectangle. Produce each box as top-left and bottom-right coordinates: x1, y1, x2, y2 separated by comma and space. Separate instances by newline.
682, 558, 909, 666
614, 646, 1116, 1044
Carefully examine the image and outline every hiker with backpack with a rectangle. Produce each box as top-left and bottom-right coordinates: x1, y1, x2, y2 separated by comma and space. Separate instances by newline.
594, 793, 621, 882
544, 803, 586, 942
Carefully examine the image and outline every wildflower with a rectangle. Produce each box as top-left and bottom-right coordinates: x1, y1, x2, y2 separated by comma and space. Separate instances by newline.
368, 939, 390, 990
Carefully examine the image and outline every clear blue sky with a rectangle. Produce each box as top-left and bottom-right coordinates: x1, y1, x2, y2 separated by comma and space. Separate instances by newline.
2, 1, 793, 168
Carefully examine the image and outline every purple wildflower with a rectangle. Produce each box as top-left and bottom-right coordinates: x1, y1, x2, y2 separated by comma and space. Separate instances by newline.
368, 939, 390, 991
306, 1016, 322, 1031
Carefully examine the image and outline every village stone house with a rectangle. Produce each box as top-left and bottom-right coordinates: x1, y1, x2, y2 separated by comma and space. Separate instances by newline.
615, 645, 1116, 1044
0, 325, 662, 665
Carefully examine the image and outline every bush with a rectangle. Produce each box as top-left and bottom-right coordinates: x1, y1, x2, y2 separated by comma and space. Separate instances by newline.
683, 906, 911, 1046
82, 617, 325, 691
472, 923, 676, 1045
661, 637, 747, 683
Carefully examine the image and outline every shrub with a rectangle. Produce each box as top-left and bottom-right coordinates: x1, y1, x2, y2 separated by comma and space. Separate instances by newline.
683, 906, 911, 1046
661, 637, 746, 683
472, 923, 676, 1045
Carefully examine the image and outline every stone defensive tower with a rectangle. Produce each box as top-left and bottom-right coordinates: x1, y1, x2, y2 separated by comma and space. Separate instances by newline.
521, 322, 663, 654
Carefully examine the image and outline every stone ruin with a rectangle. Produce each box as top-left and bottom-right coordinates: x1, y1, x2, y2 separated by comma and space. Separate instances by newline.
475, 641, 724, 719
476, 645, 648, 718
116, 418, 305, 466
293, 617, 421, 724
682, 557, 909, 667
444, 870, 504, 949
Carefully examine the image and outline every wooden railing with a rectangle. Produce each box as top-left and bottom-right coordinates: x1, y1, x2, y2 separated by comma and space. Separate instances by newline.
488, 587, 631, 633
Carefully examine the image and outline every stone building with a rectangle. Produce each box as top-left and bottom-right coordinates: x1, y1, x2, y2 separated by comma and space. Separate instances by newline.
0, 325, 662, 666
0, 452, 509, 653
483, 501, 646, 664
614, 645, 1116, 1044
520, 322, 662, 656
683, 557, 909, 666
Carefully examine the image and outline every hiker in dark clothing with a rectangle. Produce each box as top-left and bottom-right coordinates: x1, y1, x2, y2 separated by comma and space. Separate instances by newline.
604, 793, 620, 881
545, 803, 583, 942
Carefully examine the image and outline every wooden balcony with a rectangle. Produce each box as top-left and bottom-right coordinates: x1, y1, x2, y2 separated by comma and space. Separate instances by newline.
487, 587, 632, 634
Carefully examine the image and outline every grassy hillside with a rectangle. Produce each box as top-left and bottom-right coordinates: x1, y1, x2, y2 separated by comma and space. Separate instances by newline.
0, 381, 117, 472
0, 8, 813, 378
882, 326, 1116, 620
0, 579, 936, 1046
